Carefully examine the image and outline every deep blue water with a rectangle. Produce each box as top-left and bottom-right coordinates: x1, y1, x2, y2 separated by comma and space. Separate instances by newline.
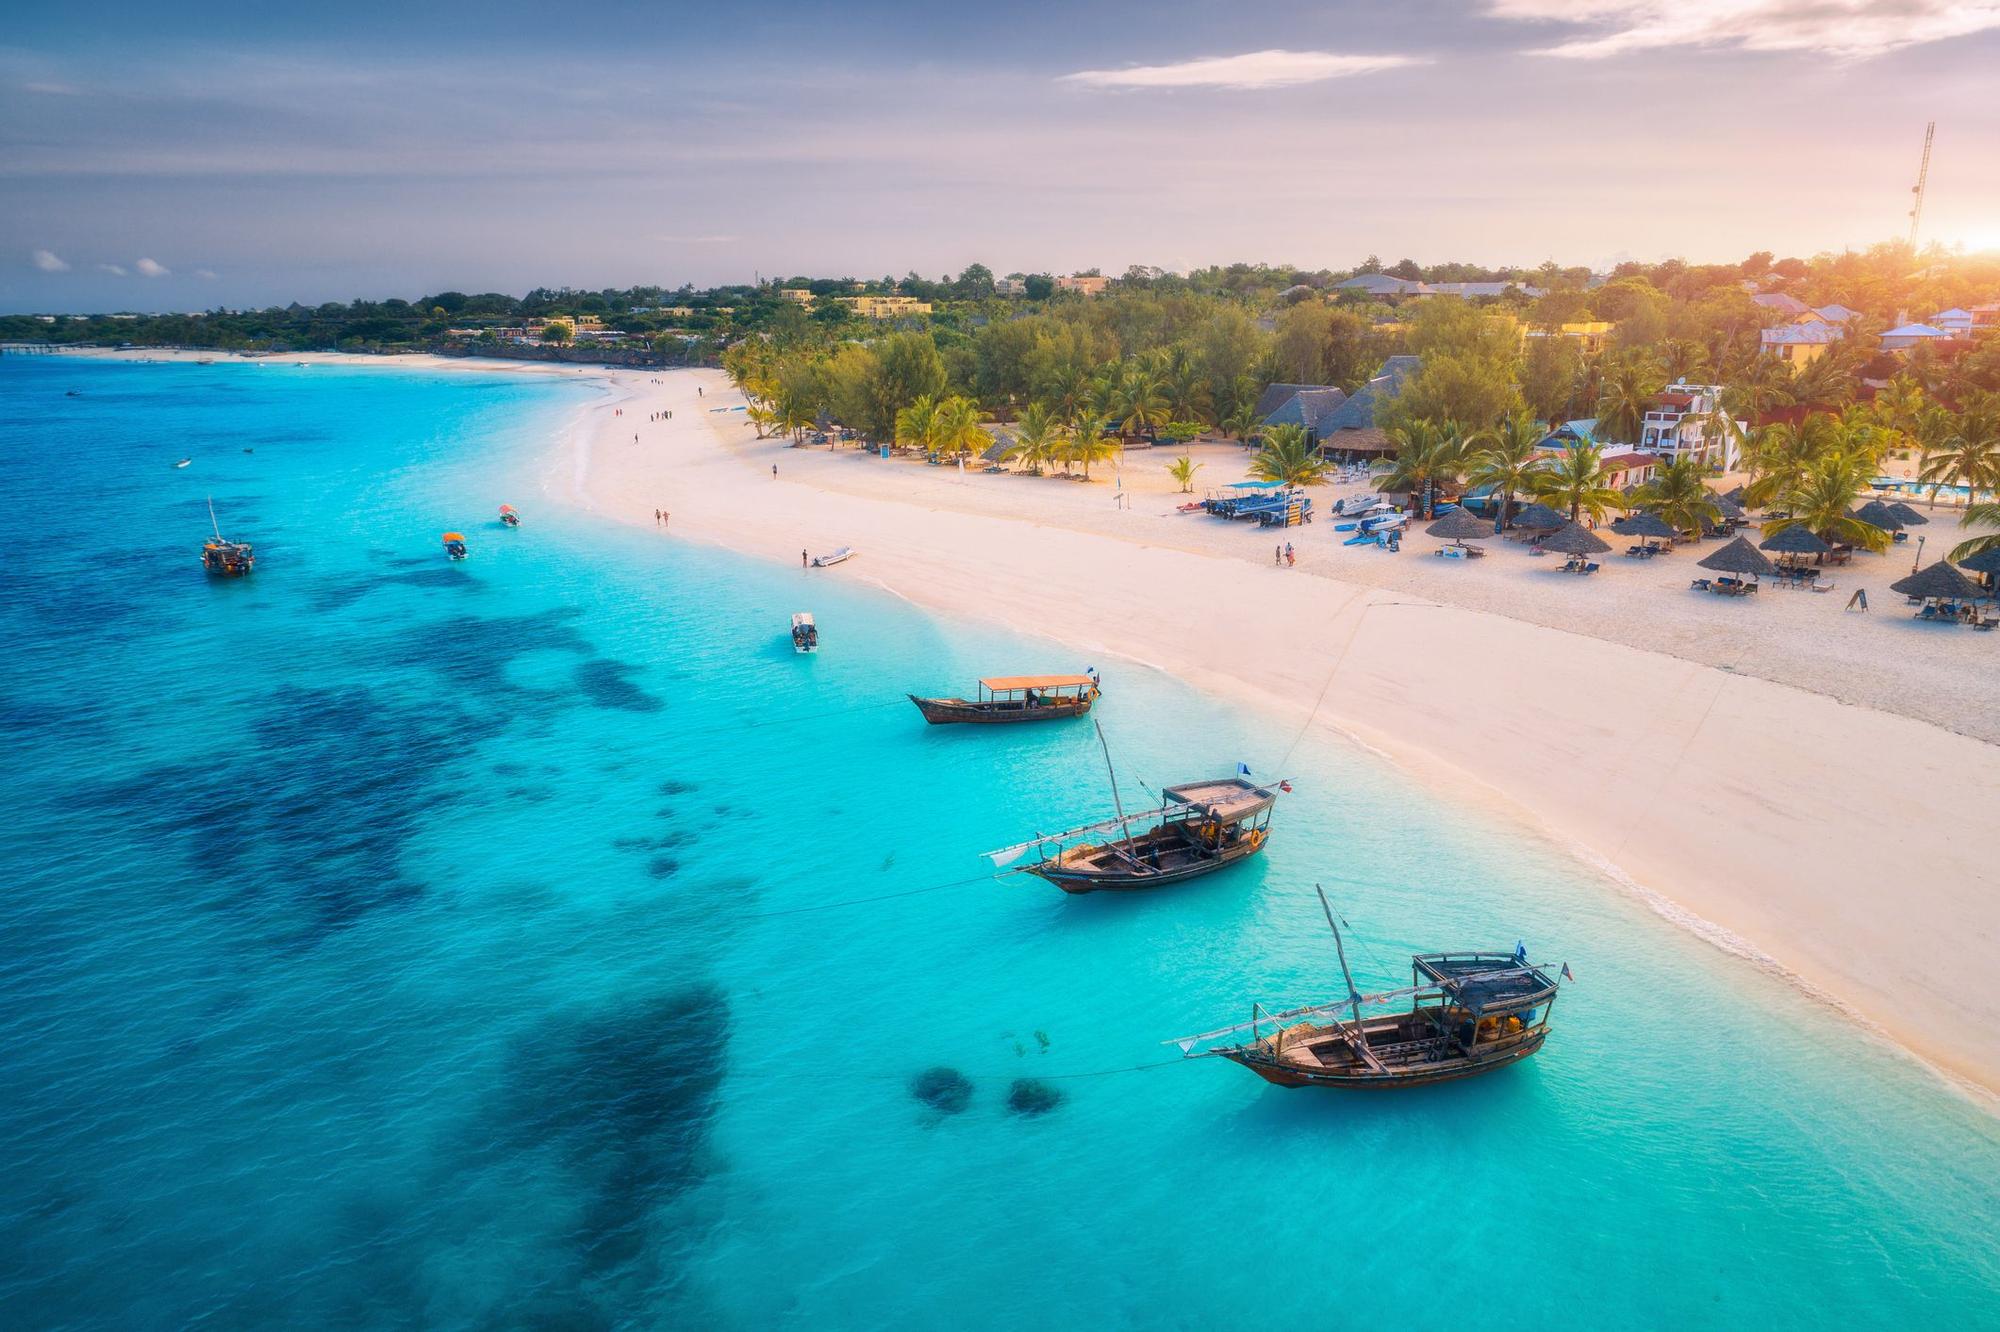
3, 355, 1998, 1330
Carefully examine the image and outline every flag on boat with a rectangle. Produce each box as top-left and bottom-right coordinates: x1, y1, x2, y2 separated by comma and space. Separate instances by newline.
1561, 963, 1575, 982
1237, 762, 1252, 776
1514, 940, 1528, 964
1278, 780, 1293, 793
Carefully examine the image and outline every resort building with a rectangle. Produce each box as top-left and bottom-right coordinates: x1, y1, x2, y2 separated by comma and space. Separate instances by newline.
837, 295, 933, 320
1598, 450, 1659, 490
1760, 322, 1843, 364
1811, 304, 1862, 324
1335, 273, 1427, 297
1970, 303, 2000, 335
1309, 355, 1422, 458
1880, 322, 1953, 352
1636, 382, 1743, 471
778, 288, 815, 307
1055, 275, 1110, 297
1929, 308, 1974, 338
994, 277, 1027, 296
1260, 386, 1350, 442
1521, 321, 1614, 355
1334, 275, 1544, 300
1750, 292, 1810, 317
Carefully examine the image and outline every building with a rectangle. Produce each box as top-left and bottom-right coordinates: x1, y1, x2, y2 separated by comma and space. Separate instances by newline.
1811, 304, 1862, 324
1259, 386, 1350, 443
1521, 321, 1613, 355
778, 288, 815, 307
1880, 322, 1952, 352
1929, 307, 1974, 338
1334, 274, 1543, 300
1055, 274, 1109, 297
1598, 451, 1659, 489
1750, 292, 1810, 317
1760, 322, 1843, 364
838, 294, 932, 319
1336, 273, 1426, 297
1971, 303, 2000, 335
994, 277, 1028, 296
1636, 382, 1743, 471
1310, 355, 1422, 457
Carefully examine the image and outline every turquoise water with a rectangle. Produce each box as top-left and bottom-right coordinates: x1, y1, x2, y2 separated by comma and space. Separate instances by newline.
3, 356, 1998, 1330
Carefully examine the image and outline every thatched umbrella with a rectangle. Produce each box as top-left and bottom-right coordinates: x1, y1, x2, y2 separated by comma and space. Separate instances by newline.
1759, 524, 1830, 555
1854, 499, 1904, 531
1614, 512, 1678, 544
1427, 508, 1496, 545
1511, 502, 1567, 530
1892, 561, 1981, 601
1711, 492, 1747, 520
1954, 545, 2000, 589
1887, 501, 1928, 526
1723, 485, 1748, 505
1697, 536, 1777, 580
1541, 522, 1611, 557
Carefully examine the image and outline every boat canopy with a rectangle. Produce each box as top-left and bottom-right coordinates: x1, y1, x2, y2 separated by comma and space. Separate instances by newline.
1414, 953, 1558, 1013
442, 532, 465, 541
1162, 777, 1279, 822
980, 674, 1095, 692
1227, 479, 1286, 490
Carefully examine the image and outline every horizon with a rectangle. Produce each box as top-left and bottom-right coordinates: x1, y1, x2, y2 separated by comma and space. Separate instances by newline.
5, 1, 2000, 312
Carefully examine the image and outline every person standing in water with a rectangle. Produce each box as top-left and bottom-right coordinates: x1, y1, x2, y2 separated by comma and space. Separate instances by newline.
801, 549, 808, 568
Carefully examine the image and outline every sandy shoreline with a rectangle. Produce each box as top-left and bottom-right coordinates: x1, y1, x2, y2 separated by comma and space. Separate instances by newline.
66, 348, 2000, 1101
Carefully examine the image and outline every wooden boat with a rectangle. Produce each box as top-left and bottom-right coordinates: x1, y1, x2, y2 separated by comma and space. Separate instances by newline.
989, 731, 1283, 894
791, 612, 818, 653
908, 673, 1098, 725
173, 458, 192, 468
499, 504, 521, 528
200, 498, 254, 576
442, 531, 469, 560
811, 546, 855, 568
1173, 889, 1566, 1089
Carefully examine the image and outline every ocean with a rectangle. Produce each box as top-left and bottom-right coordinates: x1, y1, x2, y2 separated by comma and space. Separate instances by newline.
2, 355, 1997, 1330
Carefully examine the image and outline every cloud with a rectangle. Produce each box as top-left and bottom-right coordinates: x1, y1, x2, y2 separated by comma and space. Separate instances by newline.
1062, 49, 1422, 90
135, 257, 171, 277
195, 268, 218, 279
32, 248, 69, 272
99, 263, 128, 277
1490, 0, 2000, 59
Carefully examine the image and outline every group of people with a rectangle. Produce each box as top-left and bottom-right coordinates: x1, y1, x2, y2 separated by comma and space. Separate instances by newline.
654, 508, 669, 527
1274, 542, 1296, 567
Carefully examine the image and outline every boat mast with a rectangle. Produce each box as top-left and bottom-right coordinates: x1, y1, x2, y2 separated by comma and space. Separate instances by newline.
207, 496, 222, 541
1094, 720, 1135, 845
1317, 885, 1364, 1031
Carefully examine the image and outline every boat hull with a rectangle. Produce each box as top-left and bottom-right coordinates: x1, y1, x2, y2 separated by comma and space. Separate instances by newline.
1224, 1028, 1548, 1088
1025, 833, 1264, 894
907, 694, 1094, 725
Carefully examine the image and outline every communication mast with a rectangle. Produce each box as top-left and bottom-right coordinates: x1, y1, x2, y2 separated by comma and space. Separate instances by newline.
1908, 121, 1935, 250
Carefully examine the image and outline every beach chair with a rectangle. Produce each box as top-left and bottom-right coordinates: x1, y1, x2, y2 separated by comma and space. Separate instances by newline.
1809, 581, 1832, 594
1691, 578, 1712, 592
1582, 562, 1600, 575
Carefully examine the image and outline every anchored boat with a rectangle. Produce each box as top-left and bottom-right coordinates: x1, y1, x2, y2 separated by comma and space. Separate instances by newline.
442, 531, 469, 560
499, 504, 520, 528
200, 497, 254, 577
791, 612, 819, 653
1174, 888, 1566, 1089
908, 672, 1099, 725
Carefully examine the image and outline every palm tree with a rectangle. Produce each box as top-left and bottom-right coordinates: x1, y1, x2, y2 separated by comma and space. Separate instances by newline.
1118, 369, 1171, 443
1250, 423, 1331, 488
1792, 352, 1853, 409
1464, 411, 1549, 530
1533, 441, 1628, 524
1763, 452, 1890, 552
1039, 363, 1091, 426
1376, 420, 1469, 518
1165, 353, 1212, 425
1948, 501, 2000, 563
1741, 414, 1842, 510
776, 393, 815, 443
1593, 356, 1662, 445
1740, 355, 1798, 418
745, 402, 779, 440
1919, 397, 2000, 505
1167, 452, 1203, 493
1629, 456, 1721, 537
929, 395, 986, 460
1065, 417, 1118, 480
1222, 403, 1262, 443
895, 394, 938, 454
1006, 402, 1058, 474
1658, 337, 1708, 382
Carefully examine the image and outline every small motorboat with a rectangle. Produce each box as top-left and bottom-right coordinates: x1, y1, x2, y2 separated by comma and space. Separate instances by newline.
200, 498, 254, 576
173, 458, 192, 468
442, 532, 469, 560
196, 358, 215, 366
810, 546, 855, 568
791, 612, 819, 653
499, 504, 521, 528
65, 389, 81, 398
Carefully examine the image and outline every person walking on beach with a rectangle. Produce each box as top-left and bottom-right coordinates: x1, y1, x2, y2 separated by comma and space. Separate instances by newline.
654, 508, 661, 525
772, 464, 778, 478
1274, 544, 1282, 566
801, 549, 808, 568
1285, 542, 1295, 567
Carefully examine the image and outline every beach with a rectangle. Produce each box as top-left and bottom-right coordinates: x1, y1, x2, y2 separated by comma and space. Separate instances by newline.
517, 358, 2000, 1100
58, 348, 2000, 1098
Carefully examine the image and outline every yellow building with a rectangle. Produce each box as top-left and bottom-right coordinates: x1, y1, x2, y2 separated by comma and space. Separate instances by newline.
838, 295, 932, 319
1056, 274, 1110, 297
1521, 321, 1613, 355
778, 288, 815, 306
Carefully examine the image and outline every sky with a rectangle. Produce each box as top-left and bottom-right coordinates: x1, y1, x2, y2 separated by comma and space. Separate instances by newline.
4, 0, 2000, 312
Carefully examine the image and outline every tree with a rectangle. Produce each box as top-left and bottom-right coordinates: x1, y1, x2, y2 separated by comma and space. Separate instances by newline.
1118, 368, 1170, 441
1250, 423, 1331, 487
1520, 335, 1585, 423
1376, 420, 1470, 517
1065, 418, 1118, 479
1919, 396, 2000, 505
1949, 501, 2000, 563
1222, 402, 1262, 442
929, 395, 987, 460
1168, 452, 1203, 493
951, 263, 995, 299
1593, 355, 1663, 445
1007, 402, 1058, 473
1533, 441, 1628, 523
1629, 456, 1721, 536
1383, 352, 1521, 434
895, 395, 938, 453
1742, 414, 1842, 509
541, 319, 574, 344
870, 331, 947, 435
1464, 411, 1549, 529
1763, 453, 1891, 552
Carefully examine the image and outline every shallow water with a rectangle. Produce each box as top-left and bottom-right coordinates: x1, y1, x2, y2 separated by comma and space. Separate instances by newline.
3, 357, 1998, 1329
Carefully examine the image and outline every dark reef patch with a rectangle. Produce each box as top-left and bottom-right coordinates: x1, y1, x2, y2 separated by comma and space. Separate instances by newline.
909, 1067, 974, 1115
573, 658, 664, 713
645, 855, 681, 880
657, 779, 696, 796
1006, 1079, 1065, 1117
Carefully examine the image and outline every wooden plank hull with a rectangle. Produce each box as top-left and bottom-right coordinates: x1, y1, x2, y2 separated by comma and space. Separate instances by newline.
1224, 1028, 1548, 1089
1025, 831, 1265, 894
907, 694, 1094, 725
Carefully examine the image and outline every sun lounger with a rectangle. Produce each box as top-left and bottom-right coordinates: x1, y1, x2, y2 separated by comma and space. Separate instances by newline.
1809, 581, 1832, 593
1691, 578, 1712, 592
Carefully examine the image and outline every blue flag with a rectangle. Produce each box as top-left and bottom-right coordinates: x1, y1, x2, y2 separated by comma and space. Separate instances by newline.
1237, 762, 1252, 776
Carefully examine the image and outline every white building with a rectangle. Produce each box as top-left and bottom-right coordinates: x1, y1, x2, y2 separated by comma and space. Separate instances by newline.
1639, 382, 1743, 471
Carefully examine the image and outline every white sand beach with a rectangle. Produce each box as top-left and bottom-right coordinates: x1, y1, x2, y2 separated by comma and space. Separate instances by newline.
76, 349, 2000, 1099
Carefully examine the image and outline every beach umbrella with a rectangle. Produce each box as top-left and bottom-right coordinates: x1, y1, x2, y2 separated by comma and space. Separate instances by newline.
1853, 499, 1904, 531
1887, 501, 1928, 526
1511, 502, 1566, 530
1426, 508, 1496, 544
1892, 561, 1980, 601
1614, 512, 1678, 541
1758, 524, 1830, 555
1722, 485, 1748, 506
1697, 536, 1777, 578
981, 434, 1015, 464
1956, 546, 2000, 576
1540, 522, 1611, 556
1710, 492, 1747, 520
